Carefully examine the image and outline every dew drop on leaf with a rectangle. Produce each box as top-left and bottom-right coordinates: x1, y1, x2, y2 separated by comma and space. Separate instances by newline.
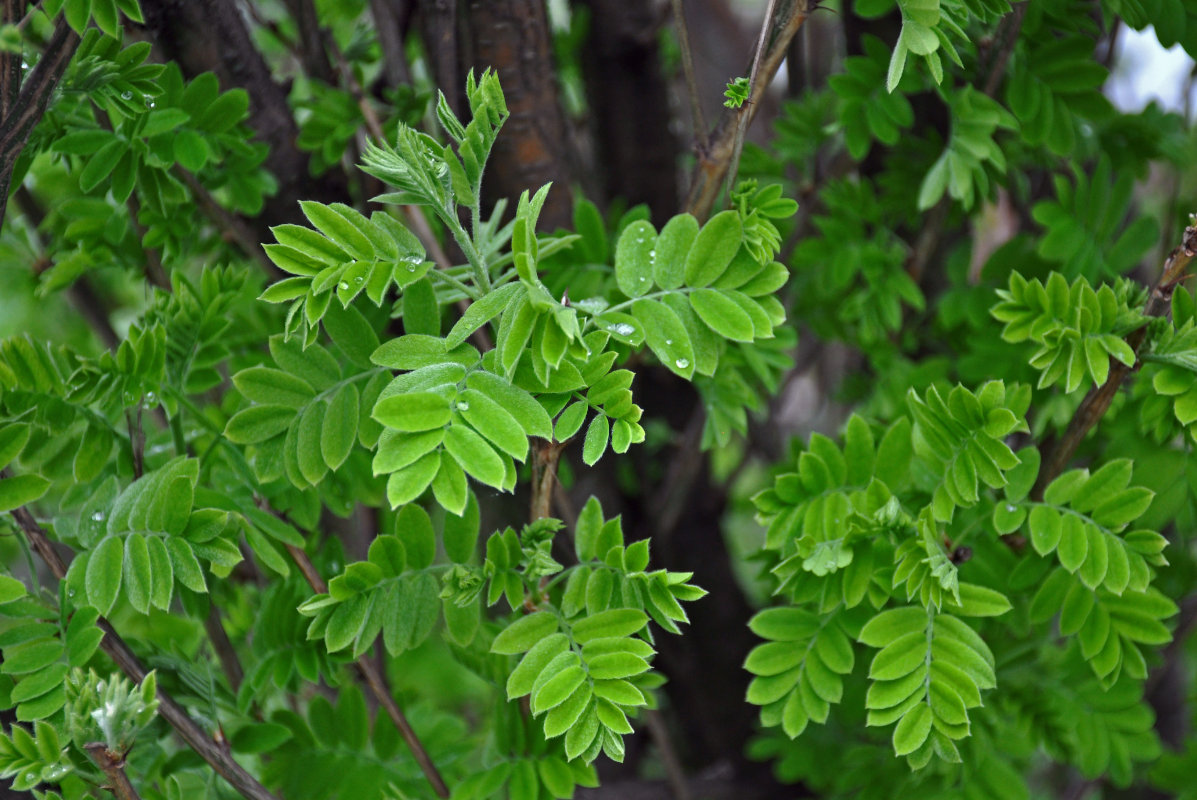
338, 281, 349, 290
457, 401, 470, 411
675, 358, 690, 369
121, 91, 133, 100
91, 511, 105, 522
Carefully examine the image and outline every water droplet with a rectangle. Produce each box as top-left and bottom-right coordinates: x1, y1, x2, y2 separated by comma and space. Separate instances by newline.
648, 249, 656, 259
354, 276, 364, 284
457, 401, 470, 412
1005, 504, 1016, 513
91, 511, 105, 522
121, 90, 132, 100
20, 60, 28, 69
338, 281, 349, 291
42, 765, 70, 781
608, 323, 635, 337
638, 276, 647, 282
674, 358, 690, 369
665, 339, 673, 345
144, 391, 156, 404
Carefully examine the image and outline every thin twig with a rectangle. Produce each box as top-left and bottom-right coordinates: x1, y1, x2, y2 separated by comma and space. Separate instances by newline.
284, 542, 450, 798
1032, 223, 1197, 500
6, 498, 281, 800
653, 406, 707, 543
368, 0, 412, 90
669, 0, 706, 150
981, 2, 1027, 97
174, 167, 276, 275
725, 0, 780, 205
683, 1, 809, 220
205, 605, 244, 694
530, 440, 567, 522
0, 0, 23, 118
643, 708, 692, 800
125, 405, 145, 479
84, 744, 143, 800
125, 193, 171, 290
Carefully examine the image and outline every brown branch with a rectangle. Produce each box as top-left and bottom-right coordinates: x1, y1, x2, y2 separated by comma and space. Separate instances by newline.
84, 743, 143, 800
140, 0, 348, 234
0, 0, 23, 118
6, 499, 281, 800
724, 0, 780, 204
284, 542, 450, 798
683, 1, 809, 221
669, 0, 706, 150
1032, 223, 1197, 500
530, 440, 566, 522
369, 0, 413, 90
416, 0, 460, 115
281, 0, 336, 83
0, 16, 80, 228
981, 1, 1027, 97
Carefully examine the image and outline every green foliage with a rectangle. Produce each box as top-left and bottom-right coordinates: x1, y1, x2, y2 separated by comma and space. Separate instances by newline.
1, 3, 1196, 800
492, 498, 704, 762
790, 178, 924, 348
1005, 34, 1113, 156
992, 271, 1142, 392
63, 668, 159, 751
918, 88, 1017, 211
880, 0, 1012, 92
830, 36, 916, 159
724, 76, 750, 108
45, 0, 143, 38
1028, 157, 1160, 279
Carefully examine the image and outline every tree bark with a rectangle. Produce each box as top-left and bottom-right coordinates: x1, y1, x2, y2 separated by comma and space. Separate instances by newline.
415, 0, 463, 114
281, 0, 337, 84
458, 0, 573, 230
139, 0, 346, 232
577, 0, 679, 224
0, 18, 79, 228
